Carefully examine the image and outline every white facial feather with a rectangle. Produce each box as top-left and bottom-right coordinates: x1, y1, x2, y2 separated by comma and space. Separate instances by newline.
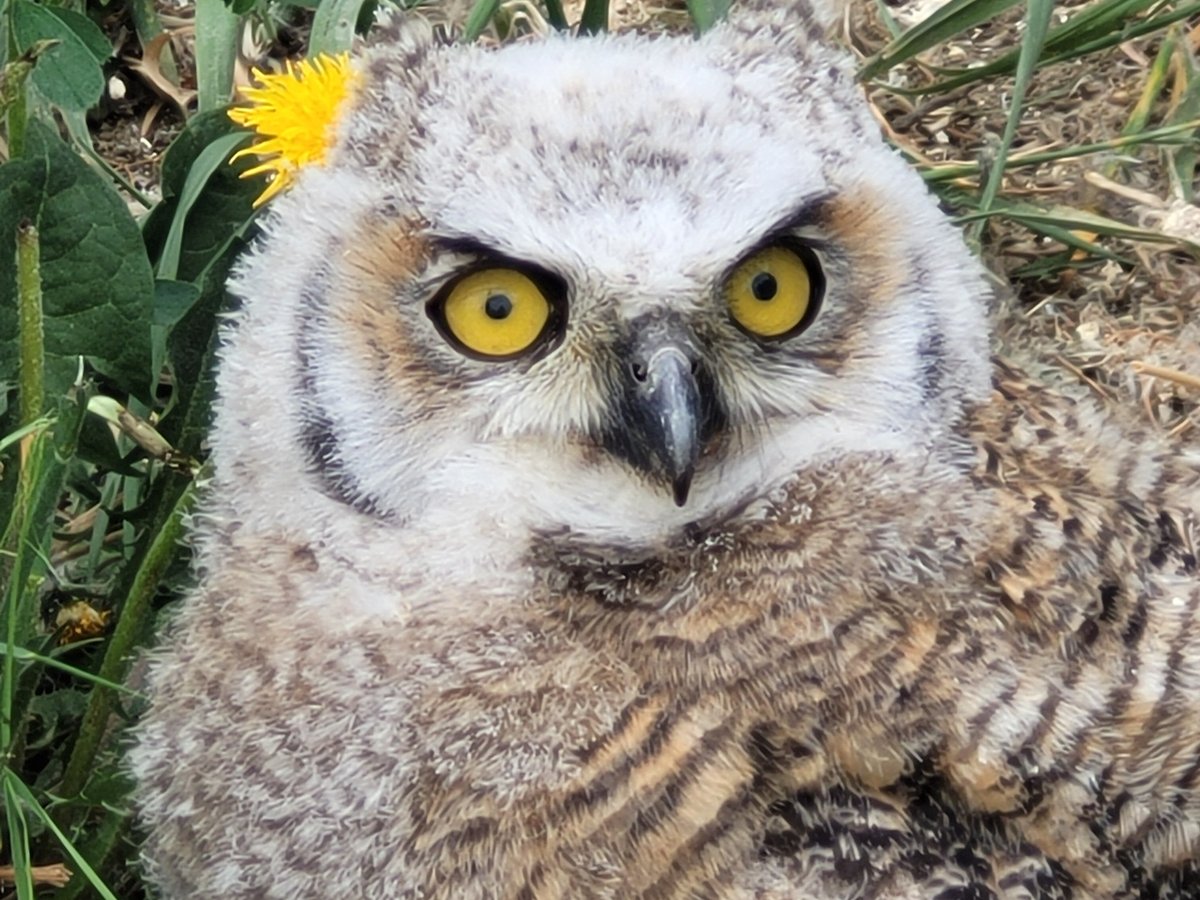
214, 11, 994, 616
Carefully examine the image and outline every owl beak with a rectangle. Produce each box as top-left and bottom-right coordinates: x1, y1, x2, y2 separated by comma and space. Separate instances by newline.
623, 339, 703, 508
643, 346, 700, 506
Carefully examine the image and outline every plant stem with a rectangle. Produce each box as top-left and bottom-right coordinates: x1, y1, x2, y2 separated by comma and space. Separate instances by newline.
58, 467, 204, 800
4, 0, 27, 157
16, 220, 43, 427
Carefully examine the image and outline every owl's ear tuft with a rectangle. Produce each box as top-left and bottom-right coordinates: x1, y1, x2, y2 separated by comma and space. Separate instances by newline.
721, 0, 847, 41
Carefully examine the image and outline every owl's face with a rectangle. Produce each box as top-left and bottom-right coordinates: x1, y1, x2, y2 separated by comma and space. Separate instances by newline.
227, 4, 993, 560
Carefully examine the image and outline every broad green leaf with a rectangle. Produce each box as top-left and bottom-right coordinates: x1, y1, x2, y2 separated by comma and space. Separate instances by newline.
25, 689, 88, 750
142, 110, 258, 283
162, 248, 242, 453
0, 121, 154, 405
150, 279, 203, 383
11, 0, 107, 113
46, 6, 113, 63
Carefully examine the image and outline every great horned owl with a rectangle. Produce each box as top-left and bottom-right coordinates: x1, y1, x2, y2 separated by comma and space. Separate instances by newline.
130, 2, 1200, 897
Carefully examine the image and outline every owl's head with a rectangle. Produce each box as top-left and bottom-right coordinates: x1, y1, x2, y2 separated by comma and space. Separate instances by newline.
222, 0, 992, 561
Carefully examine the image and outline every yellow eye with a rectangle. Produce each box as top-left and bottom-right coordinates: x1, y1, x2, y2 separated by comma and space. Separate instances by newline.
725, 244, 823, 339
435, 268, 553, 359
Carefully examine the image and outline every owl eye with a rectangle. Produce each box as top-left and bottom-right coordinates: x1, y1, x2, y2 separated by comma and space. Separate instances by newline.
725, 243, 824, 340
431, 268, 554, 359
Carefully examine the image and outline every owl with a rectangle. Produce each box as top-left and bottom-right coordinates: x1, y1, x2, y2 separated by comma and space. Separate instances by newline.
129, 1, 1200, 898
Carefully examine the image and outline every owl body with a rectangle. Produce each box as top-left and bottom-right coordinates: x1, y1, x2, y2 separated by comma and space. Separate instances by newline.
131, 4, 1200, 898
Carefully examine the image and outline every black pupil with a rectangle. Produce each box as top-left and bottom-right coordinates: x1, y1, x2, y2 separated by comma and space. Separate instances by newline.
751, 272, 778, 301
485, 294, 513, 320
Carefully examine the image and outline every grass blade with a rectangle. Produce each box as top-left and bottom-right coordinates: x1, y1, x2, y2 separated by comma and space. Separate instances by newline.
4, 770, 121, 900
886, 0, 1200, 95
579, 0, 609, 34
59, 465, 206, 800
309, 0, 372, 56
0, 644, 140, 694
977, 0, 1053, 215
859, 0, 1022, 81
3, 776, 35, 900
920, 118, 1200, 182
463, 0, 501, 41
957, 199, 1200, 255
542, 0, 568, 30
194, 0, 239, 112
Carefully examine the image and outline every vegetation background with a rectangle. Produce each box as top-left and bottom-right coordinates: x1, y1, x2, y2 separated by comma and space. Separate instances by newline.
1, 0, 1198, 896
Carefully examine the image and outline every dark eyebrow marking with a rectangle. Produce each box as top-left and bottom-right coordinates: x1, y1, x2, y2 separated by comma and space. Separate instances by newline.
427, 234, 509, 260
759, 190, 837, 243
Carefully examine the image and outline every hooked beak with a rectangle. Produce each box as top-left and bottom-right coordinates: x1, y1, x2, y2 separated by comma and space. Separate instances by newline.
605, 321, 717, 507
636, 344, 700, 506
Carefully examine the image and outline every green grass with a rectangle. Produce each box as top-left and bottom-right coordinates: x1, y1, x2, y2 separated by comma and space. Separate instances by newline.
0, 0, 1196, 895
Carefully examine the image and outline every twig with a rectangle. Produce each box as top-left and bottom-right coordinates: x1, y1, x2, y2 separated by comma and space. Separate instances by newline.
1131, 361, 1200, 391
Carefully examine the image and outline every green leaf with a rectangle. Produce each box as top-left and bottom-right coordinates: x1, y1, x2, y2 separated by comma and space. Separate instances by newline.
686, 0, 731, 33
542, 0, 568, 30
150, 279, 202, 382
310, 0, 374, 55
195, 0, 240, 111
977, 0, 1053, 215
75, 407, 142, 475
0, 121, 154, 405
162, 247, 242, 453
0, 646, 136, 694
879, 0, 1200, 95
11, 0, 108, 113
142, 111, 259, 283
46, 6, 113, 63
957, 199, 1200, 256
25, 688, 88, 751
3, 777, 35, 899
463, 0, 501, 41
0, 40, 58, 119
3, 772, 121, 900
156, 131, 251, 280
859, 0, 1022, 81
579, 0, 609, 33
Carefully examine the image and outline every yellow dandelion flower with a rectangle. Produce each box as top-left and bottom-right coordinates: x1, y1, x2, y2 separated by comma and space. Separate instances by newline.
228, 53, 361, 207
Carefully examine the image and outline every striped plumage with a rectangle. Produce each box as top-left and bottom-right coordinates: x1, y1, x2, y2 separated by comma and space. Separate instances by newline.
130, 2, 1200, 897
